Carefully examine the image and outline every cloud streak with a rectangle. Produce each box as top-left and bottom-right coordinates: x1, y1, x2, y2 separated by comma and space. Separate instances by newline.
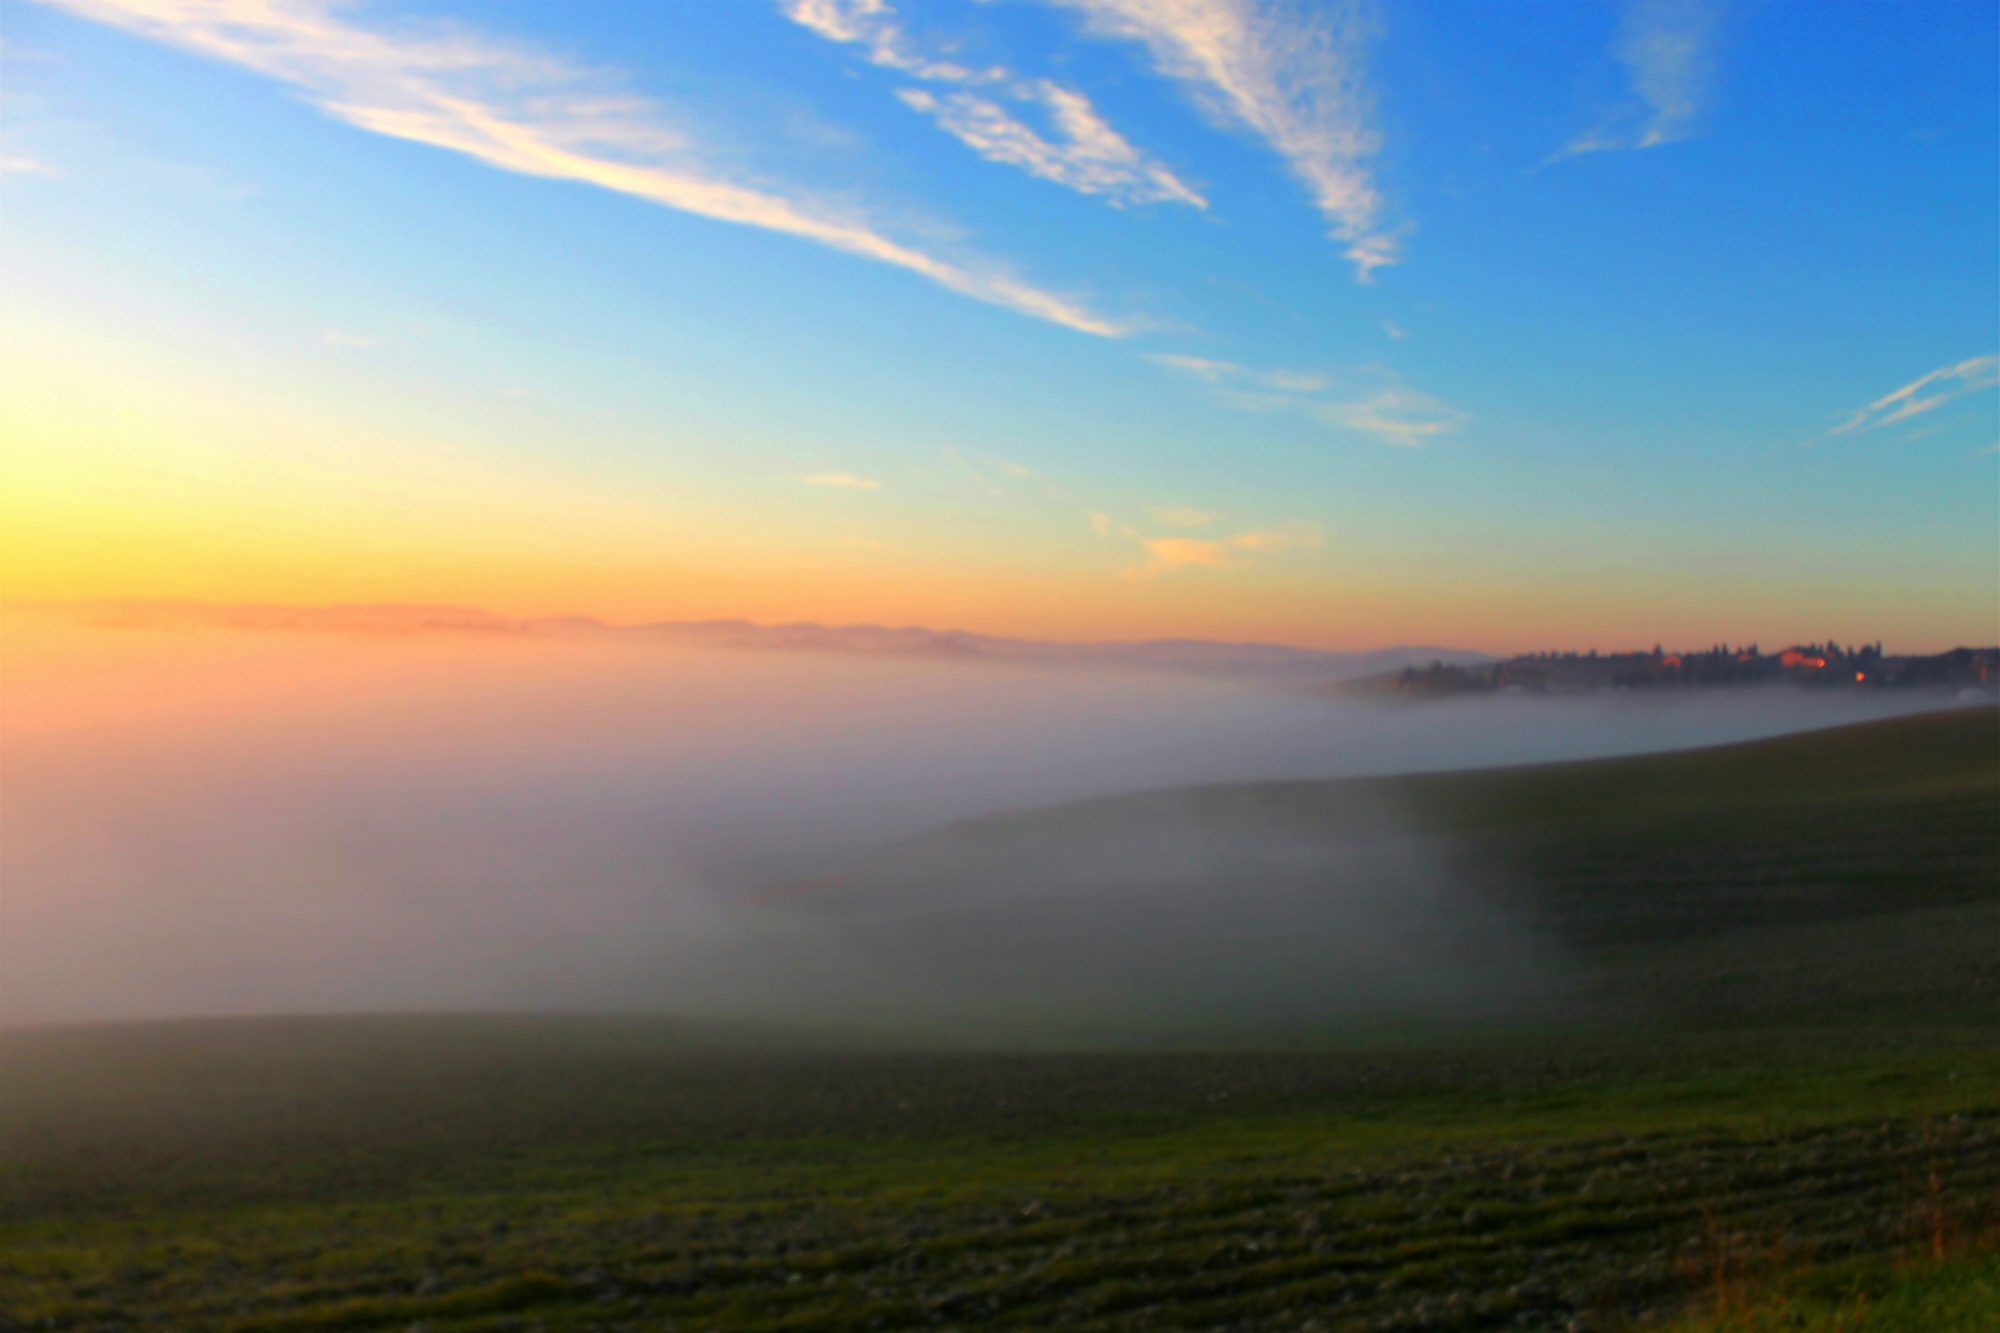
1554, 0, 1721, 160
51, 0, 1124, 336
1151, 355, 1465, 447
786, 0, 1202, 210
782, 0, 995, 82
944, 456, 1313, 581
1305, 385, 1466, 448
899, 81, 1206, 208
1147, 353, 1238, 382
802, 472, 882, 489
1130, 520, 1323, 578
1053, 0, 1397, 279
1825, 355, 2000, 438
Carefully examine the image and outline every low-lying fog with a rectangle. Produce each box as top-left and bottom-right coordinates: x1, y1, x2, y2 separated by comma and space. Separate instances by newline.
1, 614, 1971, 1034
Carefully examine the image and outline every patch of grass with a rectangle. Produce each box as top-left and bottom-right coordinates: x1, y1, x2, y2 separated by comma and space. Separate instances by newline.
3, 1029, 1996, 1331
1663, 1251, 2000, 1332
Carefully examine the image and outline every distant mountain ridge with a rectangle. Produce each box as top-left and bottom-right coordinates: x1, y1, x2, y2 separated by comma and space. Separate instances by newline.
44, 599, 1493, 685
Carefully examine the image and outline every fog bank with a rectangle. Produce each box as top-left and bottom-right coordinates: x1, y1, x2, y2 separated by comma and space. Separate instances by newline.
1, 615, 1971, 1031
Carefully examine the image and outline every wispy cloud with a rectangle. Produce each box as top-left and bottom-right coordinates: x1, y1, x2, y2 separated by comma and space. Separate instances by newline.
52, 0, 1123, 336
1053, 0, 1397, 280
318, 329, 378, 349
1553, 0, 1722, 160
1225, 520, 1322, 553
0, 154, 61, 176
1152, 355, 1463, 446
987, 456, 1037, 481
1261, 368, 1330, 393
782, 0, 995, 82
934, 453, 1303, 580
1148, 504, 1219, 528
1306, 385, 1466, 448
937, 444, 1309, 581
1825, 355, 2000, 438
1146, 353, 1240, 382
787, 0, 1201, 210
802, 472, 883, 489
1147, 354, 1323, 393
899, 82, 1205, 208
1128, 520, 1323, 578
1136, 536, 1231, 574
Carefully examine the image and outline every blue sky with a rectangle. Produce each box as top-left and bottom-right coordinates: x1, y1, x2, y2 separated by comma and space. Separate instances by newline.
3, 0, 1995, 650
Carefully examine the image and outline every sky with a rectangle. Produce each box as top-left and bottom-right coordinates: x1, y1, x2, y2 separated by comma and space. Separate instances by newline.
3, 0, 1996, 653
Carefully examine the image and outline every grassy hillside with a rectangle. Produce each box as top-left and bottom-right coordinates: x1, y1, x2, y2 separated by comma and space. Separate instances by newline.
2, 707, 1995, 1331
784, 705, 2000, 1037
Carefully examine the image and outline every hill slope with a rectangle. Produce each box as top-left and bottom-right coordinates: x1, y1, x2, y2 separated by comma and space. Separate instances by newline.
777, 706, 2000, 1038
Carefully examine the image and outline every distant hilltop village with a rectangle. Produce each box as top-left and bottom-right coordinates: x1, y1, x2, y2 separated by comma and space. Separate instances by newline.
1359, 642, 2000, 700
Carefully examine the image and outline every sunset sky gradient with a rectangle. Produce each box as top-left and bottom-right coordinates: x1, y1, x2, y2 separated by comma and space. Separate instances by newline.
4, 0, 1995, 652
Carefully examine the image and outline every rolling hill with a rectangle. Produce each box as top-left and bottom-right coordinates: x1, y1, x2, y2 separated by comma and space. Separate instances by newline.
771, 705, 2000, 1040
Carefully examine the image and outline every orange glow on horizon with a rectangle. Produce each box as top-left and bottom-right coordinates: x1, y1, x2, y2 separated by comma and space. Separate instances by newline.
5, 328, 1993, 657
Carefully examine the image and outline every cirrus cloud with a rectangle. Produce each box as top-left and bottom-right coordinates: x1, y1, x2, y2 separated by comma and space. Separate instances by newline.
1128, 519, 1324, 578
898, 82, 1206, 209
786, 0, 1203, 211
1306, 385, 1467, 448
1151, 355, 1466, 447
1050, 0, 1398, 280
781, 0, 995, 82
1825, 355, 1999, 439
49, 0, 1127, 336
1552, 0, 1723, 161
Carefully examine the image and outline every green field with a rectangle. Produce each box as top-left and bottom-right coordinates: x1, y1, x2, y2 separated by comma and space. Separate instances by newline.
3, 707, 1996, 1331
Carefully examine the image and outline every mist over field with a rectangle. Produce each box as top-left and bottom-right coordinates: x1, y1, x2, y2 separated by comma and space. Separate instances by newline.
1, 613, 1976, 1031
